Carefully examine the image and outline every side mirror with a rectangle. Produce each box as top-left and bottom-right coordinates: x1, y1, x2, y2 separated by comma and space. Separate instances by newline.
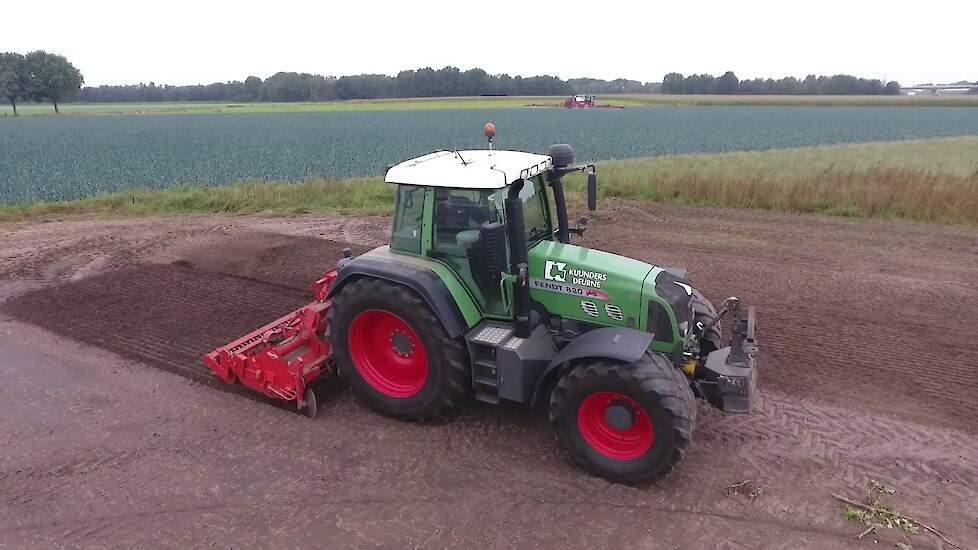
587, 170, 597, 211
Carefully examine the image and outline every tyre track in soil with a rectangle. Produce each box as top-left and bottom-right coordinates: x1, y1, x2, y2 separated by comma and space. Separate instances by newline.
6, 360, 973, 550
3, 211, 978, 548
580, 203, 978, 434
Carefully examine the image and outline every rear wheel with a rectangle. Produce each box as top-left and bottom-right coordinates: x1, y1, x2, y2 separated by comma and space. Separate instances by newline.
549, 353, 696, 483
331, 277, 469, 420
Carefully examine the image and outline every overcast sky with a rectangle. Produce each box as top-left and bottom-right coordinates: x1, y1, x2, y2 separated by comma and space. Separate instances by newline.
5, 0, 975, 87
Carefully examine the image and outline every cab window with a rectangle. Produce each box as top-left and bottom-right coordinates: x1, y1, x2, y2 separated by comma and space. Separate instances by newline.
521, 175, 551, 243
391, 185, 424, 253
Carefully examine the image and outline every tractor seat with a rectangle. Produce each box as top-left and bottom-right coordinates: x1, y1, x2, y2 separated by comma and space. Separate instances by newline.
456, 229, 481, 249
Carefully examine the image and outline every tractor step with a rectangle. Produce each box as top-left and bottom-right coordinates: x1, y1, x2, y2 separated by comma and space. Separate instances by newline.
464, 321, 557, 405
474, 392, 501, 405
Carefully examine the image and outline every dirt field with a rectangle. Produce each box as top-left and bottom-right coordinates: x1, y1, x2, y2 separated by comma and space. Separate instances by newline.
2, 203, 977, 549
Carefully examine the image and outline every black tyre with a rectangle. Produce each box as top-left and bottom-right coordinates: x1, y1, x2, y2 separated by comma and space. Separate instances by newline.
330, 277, 469, 420
549, 353, 696, 483
691, 288, 721, 357
303, 387, 318, 419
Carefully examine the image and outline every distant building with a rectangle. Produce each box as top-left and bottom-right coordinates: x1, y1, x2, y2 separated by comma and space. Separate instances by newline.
901, 83, 977, 95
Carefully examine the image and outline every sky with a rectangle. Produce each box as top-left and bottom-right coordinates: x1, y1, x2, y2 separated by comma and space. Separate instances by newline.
5, 0, 975, 87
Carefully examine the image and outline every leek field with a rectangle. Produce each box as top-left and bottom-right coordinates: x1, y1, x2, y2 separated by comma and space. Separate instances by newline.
4, 105, 978, 204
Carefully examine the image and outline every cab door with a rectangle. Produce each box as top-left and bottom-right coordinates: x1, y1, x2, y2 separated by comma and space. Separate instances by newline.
426, 187, 510, 317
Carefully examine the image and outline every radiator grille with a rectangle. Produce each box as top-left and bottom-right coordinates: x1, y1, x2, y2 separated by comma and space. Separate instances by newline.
581, 301, 599, 317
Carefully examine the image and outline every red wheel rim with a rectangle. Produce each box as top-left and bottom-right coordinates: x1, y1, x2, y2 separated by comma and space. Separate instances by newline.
577, 391, 654, 460
348, 309, 428, 398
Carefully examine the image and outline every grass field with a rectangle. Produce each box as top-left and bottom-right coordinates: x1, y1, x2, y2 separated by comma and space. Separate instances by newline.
565, 137, 978, 223
4, 93, 978, 116
3, 137, 976, 225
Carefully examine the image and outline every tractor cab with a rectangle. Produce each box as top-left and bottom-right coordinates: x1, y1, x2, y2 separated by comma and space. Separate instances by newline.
204, 124, 757, 484
381, 142, 670, 341
385, 149, 565, 318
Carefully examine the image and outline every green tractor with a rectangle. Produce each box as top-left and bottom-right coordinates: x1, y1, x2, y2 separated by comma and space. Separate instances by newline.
206, 125, 757, 483
327, 134, 757, 482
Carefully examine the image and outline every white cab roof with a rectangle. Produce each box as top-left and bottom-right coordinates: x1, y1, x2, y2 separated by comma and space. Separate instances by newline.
385, 150, 553, 189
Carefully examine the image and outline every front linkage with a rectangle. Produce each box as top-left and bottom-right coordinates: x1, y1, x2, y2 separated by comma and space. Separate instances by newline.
692, 297, 758, 413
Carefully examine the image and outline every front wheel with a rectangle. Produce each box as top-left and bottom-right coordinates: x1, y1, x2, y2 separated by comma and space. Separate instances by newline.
549, 354, 696, 483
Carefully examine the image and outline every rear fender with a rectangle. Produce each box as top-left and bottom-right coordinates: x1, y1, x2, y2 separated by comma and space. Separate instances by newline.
328, 255, 468, 337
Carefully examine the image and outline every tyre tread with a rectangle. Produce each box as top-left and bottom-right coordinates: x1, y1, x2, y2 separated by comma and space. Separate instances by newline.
331, 276, 469, 420
550, 353, 696, 482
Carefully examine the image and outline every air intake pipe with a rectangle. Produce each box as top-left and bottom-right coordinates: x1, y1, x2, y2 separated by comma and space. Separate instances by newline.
546, 144, 574, 244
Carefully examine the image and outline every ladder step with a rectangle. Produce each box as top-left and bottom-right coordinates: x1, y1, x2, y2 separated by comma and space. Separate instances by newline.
473, 359, 496, 369
474, 376, 498, 388
475, 393, 500, 405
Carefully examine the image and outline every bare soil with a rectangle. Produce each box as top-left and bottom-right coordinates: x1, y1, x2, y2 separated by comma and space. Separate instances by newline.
1, 204, 976, 549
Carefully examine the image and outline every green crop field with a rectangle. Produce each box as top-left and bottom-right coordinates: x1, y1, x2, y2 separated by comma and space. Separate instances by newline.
3, 137, 976, 226
3, 105, 978, 204
4, 94, 978, 117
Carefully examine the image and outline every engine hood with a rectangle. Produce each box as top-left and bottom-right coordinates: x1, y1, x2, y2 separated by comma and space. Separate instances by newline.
526, 241, 653, 327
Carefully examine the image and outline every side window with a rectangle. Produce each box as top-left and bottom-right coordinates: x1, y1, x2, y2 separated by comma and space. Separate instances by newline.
391, 185, 424, 254
521, 176, 550, 242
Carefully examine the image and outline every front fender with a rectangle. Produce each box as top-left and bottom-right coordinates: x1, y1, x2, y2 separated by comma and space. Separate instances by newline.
549, 327, 655, 368
531, 327, 654, 404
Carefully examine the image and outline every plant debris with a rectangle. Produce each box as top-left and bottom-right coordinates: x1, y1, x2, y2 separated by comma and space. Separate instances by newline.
834, 480, 966, 549
726, 480, 766, 501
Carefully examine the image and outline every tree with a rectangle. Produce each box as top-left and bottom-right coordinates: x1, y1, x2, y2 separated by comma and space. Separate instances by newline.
243, 76, 262, 101
459, 68, 489, 96
661, 72, 684, 94
716, 71, 739, 94
24, 51, 83, 113
262, 72, 308, 101
774, 77, 800, 95
683, 74, 716, 94
0, 52, 28, 115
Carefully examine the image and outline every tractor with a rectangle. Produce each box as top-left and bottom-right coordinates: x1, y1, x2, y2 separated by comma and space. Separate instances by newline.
204, 124, 757, 483
564, 94, 596, 108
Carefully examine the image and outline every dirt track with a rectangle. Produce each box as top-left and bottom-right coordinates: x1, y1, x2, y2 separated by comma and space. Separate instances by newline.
1, 204, 977, 549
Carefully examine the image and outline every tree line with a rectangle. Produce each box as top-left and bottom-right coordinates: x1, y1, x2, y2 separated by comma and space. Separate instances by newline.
0, 51, 84, 114
77, 68, 658, 104
75, 69, 906, 104
3, 49, 911, 113
661, 71, 901, 95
